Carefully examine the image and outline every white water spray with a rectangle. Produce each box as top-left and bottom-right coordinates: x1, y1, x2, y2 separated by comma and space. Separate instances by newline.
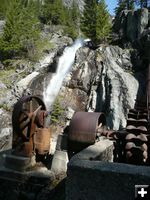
43, 38, 84, 110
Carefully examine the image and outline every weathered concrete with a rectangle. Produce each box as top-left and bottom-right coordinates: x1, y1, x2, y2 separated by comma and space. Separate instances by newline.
4, 154, 36, 172
71, 138, 113, 162
66, 139, 150, 200
51, 150, 69, 174
0, 150, 55, 200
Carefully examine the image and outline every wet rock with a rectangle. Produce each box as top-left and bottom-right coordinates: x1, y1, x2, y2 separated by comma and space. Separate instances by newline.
64, 45, 140, 130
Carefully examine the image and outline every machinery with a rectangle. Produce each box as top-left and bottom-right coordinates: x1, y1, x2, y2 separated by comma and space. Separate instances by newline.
8, 62, 150, 168
11, 95, 51, 159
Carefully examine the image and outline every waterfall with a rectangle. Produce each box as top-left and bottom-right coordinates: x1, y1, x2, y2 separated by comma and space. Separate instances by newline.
43, 38, 84, 110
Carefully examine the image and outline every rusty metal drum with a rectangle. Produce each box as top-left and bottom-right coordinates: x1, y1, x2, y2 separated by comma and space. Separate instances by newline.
68, 112, 106, 151
34, 128, 51, 155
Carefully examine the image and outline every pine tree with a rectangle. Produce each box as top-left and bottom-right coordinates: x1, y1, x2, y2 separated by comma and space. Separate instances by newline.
40, 0, 79, 39
50, 0, 66, 25
40, 0, 66, 25
115, 0, 135, 16
0, 0, 10, 19
81, 0, 97, 42
96, 0, 112, 43
0, 0, 40, 59
71, 0, 80, 28
81, 0, 111, 44
63, 0, 80, 39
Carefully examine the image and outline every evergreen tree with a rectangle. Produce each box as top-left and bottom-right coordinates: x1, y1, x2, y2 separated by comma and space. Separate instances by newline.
96, 0, 112, 43
81, 0, 97, 42
50, 0, 66, 25
40, 0, 66, 25
63, 0, 80, 38
115, 0, 135, 16
81, 0, 111, 43
40, 0, 79, 39
0, 0, 10, 19
70, 0, 80, 28
0, 0, 40, 59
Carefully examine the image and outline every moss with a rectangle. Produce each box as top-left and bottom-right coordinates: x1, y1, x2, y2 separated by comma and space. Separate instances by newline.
0, 69, 15, 86
0, 103, 11, 111
50, 96, 66, 126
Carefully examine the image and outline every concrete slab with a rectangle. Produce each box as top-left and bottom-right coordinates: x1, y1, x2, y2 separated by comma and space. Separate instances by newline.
51, 150, 69, 174
66, 138, 150, 200
71, 138, 113, 162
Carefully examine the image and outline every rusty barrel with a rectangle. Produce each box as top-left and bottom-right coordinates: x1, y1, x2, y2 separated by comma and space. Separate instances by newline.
34, 128, 51, 155
68, 112, 106, 152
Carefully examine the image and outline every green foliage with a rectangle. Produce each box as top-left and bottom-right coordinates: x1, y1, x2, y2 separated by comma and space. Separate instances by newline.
63, 3, 80, 39
40, 0, 66, 25
50, 97, 65, 125
81, 0, 97, 41
0, 0, 10, 19
115, 0, 135, 16
40, 0, 79, 39
96, 0, 112, 42
0, 0, 40, 60
0, 103, 11, 111
81, 0, 111, 44
0, 69, 15, 86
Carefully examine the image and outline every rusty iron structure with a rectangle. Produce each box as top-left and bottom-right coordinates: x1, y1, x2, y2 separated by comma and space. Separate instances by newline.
112, 64, 150, 165
12, 95, 51, 157
68, 112, 110, 152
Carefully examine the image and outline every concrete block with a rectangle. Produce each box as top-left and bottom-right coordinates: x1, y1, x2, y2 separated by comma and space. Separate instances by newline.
56, 134, 68, 151
66, 160, 150, 200
51, 150, 69, 174
72, 138, 114, 162
66, 138, 150, 200
4, 153, 36, 171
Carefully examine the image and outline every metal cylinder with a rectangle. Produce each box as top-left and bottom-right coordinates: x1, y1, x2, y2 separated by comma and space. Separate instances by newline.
34, 128, 51, 155
69, 112, 106, 146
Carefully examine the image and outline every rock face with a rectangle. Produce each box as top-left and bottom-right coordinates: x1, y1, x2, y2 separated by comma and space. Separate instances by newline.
63, 0, 84, 12
113, 8, 149, 42
0, 36, 144, 151
93, 46, 139, 130
61, 45, 140, 130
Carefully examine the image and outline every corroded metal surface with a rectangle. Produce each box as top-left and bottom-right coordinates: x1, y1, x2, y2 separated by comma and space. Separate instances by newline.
69, 112, 106, 145
34, 128, 51, 154
12, 95, 46, 137
12, 95, 50, 157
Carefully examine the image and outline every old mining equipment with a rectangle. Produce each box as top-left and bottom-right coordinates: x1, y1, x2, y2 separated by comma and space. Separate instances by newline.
68, 111, 113, 153
110, 64, 150, 166
12, 95, 51, 159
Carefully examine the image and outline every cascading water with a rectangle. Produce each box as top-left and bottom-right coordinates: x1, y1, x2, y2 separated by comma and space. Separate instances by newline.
43, 38, 84, 110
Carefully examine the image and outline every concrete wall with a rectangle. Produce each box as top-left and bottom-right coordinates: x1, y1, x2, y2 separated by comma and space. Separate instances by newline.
66, 139, 150, 200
